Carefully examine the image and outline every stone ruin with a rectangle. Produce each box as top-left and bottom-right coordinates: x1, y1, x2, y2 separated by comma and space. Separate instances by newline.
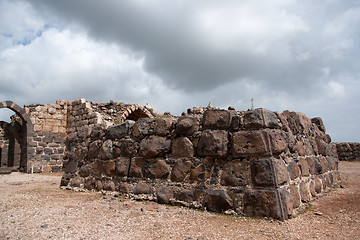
0, 99, 344, 220
335, 142, 360, 162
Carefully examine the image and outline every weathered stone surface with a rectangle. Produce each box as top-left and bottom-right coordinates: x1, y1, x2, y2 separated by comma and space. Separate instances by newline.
300, 181, 311, 202
244, 108, 280, 129
64, 160, 77, 174
203, 110, 231, 129
244, 189, 283, 220
98, 139, 113, 160
288, 161, 300, 180
132, 118, 154, 137
118, 183, 129, 193
175, 117, 199, 136
79, 164, 92, 178
273, 158, 289, 185
103, 180, 116, 191
103, 161, 115, 176
204, 190, 233, 212
298, 157, 310, 176
133, 182, 151, 194
92, 160, 103, 176
232, 130, 270, 158
171, 137, 194, 158
282, 111, 312, 135
311, 117, 326, 132
251, 158, 275, 187
306, 157, 316, 175
121, 138, 138, 157
175, 190, 195, 203
190, 164, 211, 182
154, 118, 173, 136
115, 157, 130, 177
309, 180, 316, 197
267, 130, 287, 155
139, 136, 171, 158
87, 140, 101, 160
156, 187, 173, 204
128, 157, 145, 178
290, 184, 301, 208
106, 120, 135, 139
70, 176, 84, 187
197, 130, 229, 158
170, 159, 192, 182
148, 160, 170, 179
221, 159, 250, 186
84, 178, 96, 190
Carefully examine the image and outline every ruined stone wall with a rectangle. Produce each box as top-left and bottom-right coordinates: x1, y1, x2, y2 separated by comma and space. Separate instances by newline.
335, 143, 360, 161
0, 127, 9, 167
24, 100, 68, 172
60, 108, 340, 220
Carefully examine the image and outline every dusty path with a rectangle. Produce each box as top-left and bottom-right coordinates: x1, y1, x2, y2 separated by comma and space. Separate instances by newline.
0, 162, 359, 240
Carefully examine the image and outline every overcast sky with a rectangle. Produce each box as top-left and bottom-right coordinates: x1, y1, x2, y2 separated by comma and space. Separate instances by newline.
0, 0, 359, 142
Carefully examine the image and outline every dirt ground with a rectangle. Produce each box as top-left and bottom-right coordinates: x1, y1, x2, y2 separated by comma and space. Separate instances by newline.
0, 161, 359, 240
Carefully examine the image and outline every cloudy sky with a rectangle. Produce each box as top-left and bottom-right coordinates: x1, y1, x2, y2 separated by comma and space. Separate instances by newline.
0, 0, 359, 142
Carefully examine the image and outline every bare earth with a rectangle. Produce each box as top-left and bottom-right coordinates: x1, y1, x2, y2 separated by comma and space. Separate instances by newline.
0, 162, 359, 240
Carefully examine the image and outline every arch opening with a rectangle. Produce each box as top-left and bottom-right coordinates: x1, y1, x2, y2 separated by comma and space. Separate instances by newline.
125, 109, 152, 121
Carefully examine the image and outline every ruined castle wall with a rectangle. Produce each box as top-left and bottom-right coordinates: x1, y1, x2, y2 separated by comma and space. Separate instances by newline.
0, 127, 9, 167
60, 108, 340, 220
25, 100, 68, 172
335, 142, 360, 161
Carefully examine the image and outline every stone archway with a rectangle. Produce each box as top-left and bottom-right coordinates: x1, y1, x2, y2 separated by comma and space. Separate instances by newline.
121, 105, 156, 122
0, 101, 34, 173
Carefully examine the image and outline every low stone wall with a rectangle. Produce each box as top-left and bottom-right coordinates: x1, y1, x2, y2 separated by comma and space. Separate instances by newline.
335, 143, 360, 161
61, 108, 340, 220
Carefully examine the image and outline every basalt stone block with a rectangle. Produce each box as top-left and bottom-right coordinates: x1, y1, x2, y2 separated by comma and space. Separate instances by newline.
132, 118, 154, 138
311, 117, 326, 132
139, 136, 171, 158
251, 158, 275, 187
203, 110, 231, 130
79, 164, 92, 178
306, 157, 316, 175
175, 117, 199, 136
70, 176, 84, 188
133, 182, 151, 194
64, 160, 78, 174
128, 157, 145, 178
92, 160, 103, 176
314, 176, 322, 193
298, 157, 310, 176
316, 137, 329, 156
288, 161, 300, 180
221, 159, 250, 187
103, 180, 116, 191
98, 139, 113, 160
190, 164, 211, 182
84, 178, 96, 190
90, 126, 105, 140
244, 189, 286, 220
106, 120, 135, 139
172, 137, 194, 158
103, 161, 116, 176
309, 181, 316, 197
320, 156, 329, 172
232, 130, 270, 158
300, 181, 311, 202
121, 138, 138, 157
267, 130, 287, 155
244, 108, 280, 129
281, 111, 312, 136
171, 159, 192, 182
87, 140, 101, 160
290, 184, 301, 208
197, 130, 229, 158
154, 117, 173, 136
273, 158, 289, 185
176, 190, 195, 203
147, 160, 170, 179
204, 190, 233, 212
118, 183, 129, 194
115, 157, 130, 177
156, 186, 173, 204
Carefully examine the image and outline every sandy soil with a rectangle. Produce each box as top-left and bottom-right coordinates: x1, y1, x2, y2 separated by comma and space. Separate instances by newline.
0, 161, 359, 240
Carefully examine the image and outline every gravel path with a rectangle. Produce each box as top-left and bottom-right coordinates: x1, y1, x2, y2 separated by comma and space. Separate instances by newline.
0, 162, 359, 240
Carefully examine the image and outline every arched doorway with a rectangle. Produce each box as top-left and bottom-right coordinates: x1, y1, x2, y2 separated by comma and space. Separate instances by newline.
0, 101, 33, 173
121, 105, 156, 122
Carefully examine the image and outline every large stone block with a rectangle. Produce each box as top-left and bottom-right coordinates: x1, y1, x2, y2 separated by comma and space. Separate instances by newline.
298, 157, 310, 176
87, 140, 101, 160
128, 157, 145, 178
244, 108, 280, 129
300, 181, 311, 202
197, 130, 229, 158
139, 136, 171, 158
171, 137, 194, 158
221, 159, 250, 186
156, 187, 174, 204
175, 117, 199, 136
267, 130, 287, 155
290, 184, 301, 208
115, 157, 130, 177
204, 190, 233, 212
106, 120, 135, 139
203, 110, 231, 130
232, 130, 270, 158
288, 160, 300, 180
251, 157, 288, 187
311, 117, 326, 132
154, 117, 173, 136
243, 189, 288, 220
190, 163, 211, 182
103, 160, 116, 176
170, 159, 192, 182
98, 139, 113, 160
281, 111, 312, 136
132, 118, 154, 138
121, 138, 138, 157
147, 160, 170, 179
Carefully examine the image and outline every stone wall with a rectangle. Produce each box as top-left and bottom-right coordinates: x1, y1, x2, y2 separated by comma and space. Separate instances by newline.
0, 127, 9, 167
335, 142, 360, 161
60, 108, 340, 220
